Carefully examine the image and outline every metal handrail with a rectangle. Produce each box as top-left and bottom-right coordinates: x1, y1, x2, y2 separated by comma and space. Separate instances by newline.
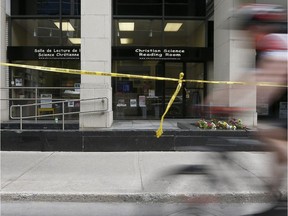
1, 87, 76, 89
1, 86, 80, 119
9, 97, 109, 131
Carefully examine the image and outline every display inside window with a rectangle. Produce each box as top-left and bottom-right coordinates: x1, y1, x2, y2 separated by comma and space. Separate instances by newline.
117, 81, 133, 93
14, 78, 23, 86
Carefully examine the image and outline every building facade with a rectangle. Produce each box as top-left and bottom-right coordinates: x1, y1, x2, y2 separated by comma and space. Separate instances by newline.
0, 0, 286, 128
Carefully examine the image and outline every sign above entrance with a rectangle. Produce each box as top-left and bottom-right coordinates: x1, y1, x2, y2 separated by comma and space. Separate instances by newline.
7, 46, 81, 61
112, 47, 213, 61
135, 48, 185, 60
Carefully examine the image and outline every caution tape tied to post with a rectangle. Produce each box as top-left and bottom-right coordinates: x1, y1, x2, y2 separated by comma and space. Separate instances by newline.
156, 72, 184, 138
1, 62, 287, 138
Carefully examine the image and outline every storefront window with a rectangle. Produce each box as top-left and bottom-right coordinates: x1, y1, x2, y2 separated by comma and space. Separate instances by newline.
112, 60, 163, 120
112, 60, 206, 119
11, 19, 80, 46
10, 60, 80, 120
113, 19, 162, 47
163, 20, 206, 46
9, 0, 81, 120
112, 0, 210, 119
10, 60, 80, 90
113, 19, 206, 47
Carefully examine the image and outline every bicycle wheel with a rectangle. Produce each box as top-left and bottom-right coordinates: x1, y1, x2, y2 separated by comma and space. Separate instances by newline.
142, 151, 275, 216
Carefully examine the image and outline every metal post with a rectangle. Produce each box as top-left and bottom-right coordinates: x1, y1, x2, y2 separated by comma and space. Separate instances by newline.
62, 101, 65, 130
35, 87, 38, 122
19, 105, 23, 131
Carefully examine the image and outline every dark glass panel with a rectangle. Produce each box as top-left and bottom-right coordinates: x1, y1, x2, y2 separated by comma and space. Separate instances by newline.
115, 0, 161, 3
113, 0, 162, 16
11, 0, 60, 16
208, 21, 214, 48
37, 0, 60, 15
62, 0, 81, 16
113, 0, 206, 17
164, 0, 206, 17
11, 0, 81, 16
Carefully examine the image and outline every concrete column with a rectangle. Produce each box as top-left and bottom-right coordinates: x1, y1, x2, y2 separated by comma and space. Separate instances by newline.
0, 0, 9, 122
80, 0, 113, 129
212, 0, 257, 126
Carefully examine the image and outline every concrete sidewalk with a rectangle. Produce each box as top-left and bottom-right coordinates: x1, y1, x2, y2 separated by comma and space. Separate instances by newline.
1, 151, 287, 203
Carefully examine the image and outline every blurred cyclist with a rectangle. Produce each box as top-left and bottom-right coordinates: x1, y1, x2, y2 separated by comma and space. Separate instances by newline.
234, 4, 287, 216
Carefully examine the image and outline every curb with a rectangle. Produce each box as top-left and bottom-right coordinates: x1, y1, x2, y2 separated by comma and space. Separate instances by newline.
1, 129, 263, 152
2, 192, 286, 203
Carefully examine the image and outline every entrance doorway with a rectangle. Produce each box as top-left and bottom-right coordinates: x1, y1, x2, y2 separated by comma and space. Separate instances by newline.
163, 62, 184, 118
112, 60, 205, 119
162, 62, 205, 118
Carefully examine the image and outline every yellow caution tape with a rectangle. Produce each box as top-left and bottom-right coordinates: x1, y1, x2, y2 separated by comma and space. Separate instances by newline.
156, 72, 184, 138
1, 62, 286, 87
1, 62, 287, 138
0, 62, 179, 82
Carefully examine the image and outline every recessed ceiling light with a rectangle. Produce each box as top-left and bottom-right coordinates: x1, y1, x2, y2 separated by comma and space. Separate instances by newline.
120, 38, 133, 44
54, 21, 75, 31
164, 23, 183, 32
69, 38, 81, 44
119, 22, 135, 31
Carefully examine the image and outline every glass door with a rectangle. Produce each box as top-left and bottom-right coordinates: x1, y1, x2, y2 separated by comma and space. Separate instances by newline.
113, 60, 163, 120
185, 62, 205, 118
164, 62, 184, 118
162, 62, 205, 118
112, 60, 205, 119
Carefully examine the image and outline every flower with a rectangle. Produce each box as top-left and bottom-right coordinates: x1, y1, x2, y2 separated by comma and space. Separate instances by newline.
229, 118, 248, 130
196, 118, 247, 130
